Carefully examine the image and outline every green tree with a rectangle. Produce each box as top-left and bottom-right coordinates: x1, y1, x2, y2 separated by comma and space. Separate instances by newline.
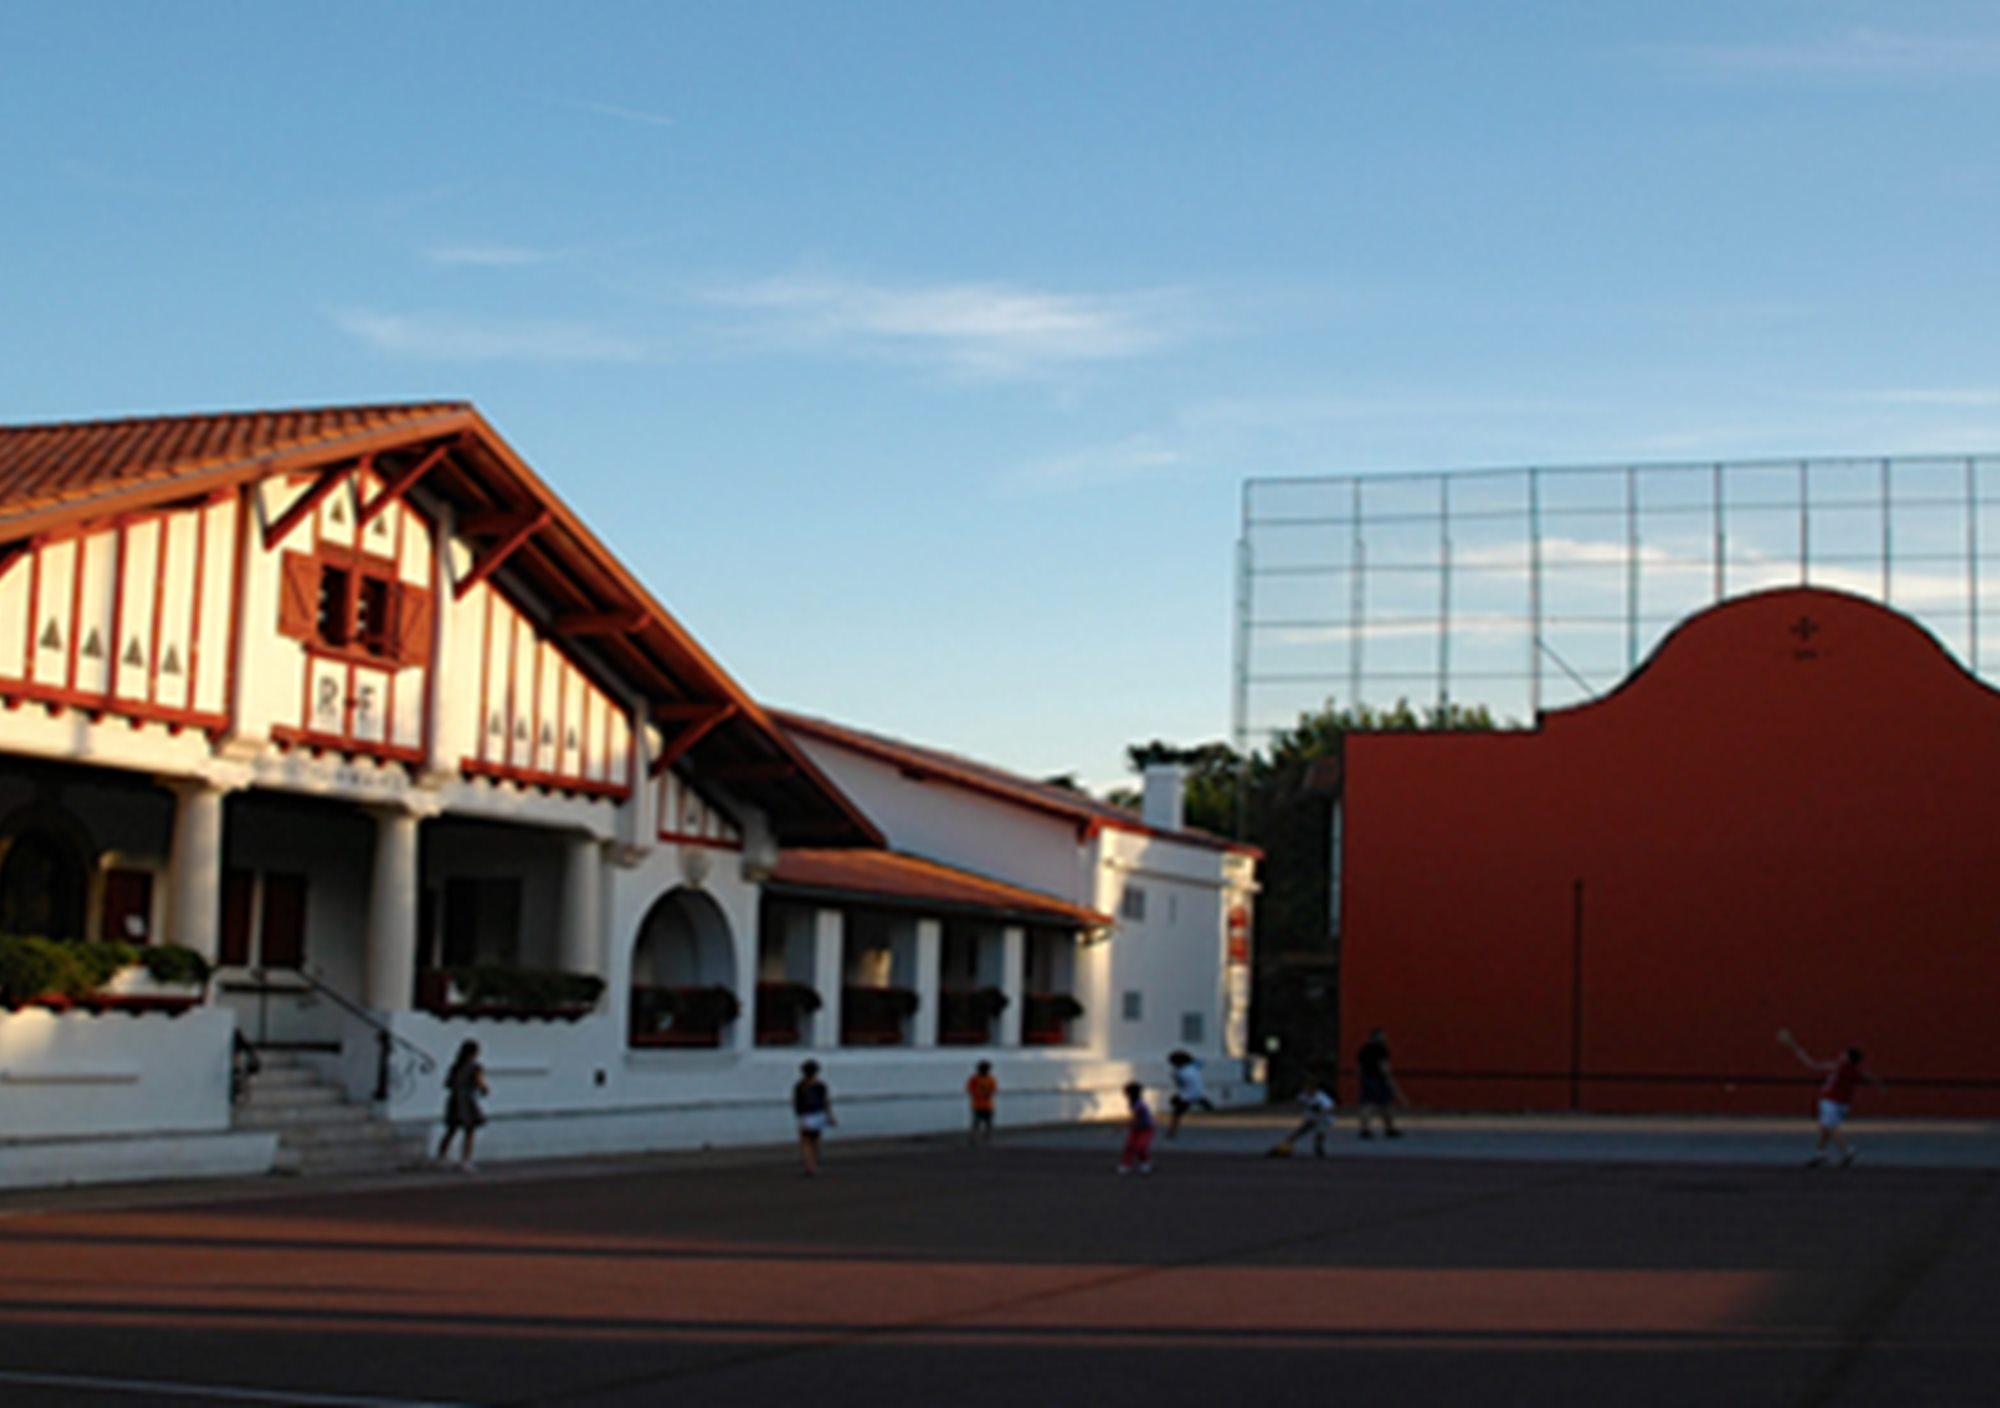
1113, 699, 1500, 1094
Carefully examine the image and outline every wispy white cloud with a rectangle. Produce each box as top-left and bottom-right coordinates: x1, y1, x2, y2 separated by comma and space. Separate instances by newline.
422, 244, 558, 268
560, 98, 675, 128
698, 273, 1190, 379
329, 308, 648, 363
1002, 437, 1190, 495
1851, 387, 2000, 408
1659, 28, 2000, 81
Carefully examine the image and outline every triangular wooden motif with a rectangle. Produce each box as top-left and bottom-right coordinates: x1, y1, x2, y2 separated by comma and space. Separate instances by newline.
329, 500, 347, 524
123, 638, 146, 669
514, 719, 528, 740
81, 628, 103, 660
161, 644, 183, 675
39, 619, 62, 652
566, 727, 579, 749
540, 723, 554, 746
488, 712, 504, 736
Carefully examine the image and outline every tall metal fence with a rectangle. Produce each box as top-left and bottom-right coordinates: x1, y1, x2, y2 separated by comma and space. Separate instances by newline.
1233, 454, 2000, 749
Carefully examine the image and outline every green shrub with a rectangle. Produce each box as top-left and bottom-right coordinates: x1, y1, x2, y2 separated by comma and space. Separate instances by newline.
70, 941, 141, 990
0, 935, 87, 1006
140, 943, 211, 986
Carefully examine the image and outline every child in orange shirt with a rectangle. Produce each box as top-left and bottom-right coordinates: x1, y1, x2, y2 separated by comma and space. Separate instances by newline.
966, 1060, 997, 1146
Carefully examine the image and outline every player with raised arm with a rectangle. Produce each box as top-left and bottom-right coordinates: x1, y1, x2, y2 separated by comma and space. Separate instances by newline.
1779, 1028, 1884, 1168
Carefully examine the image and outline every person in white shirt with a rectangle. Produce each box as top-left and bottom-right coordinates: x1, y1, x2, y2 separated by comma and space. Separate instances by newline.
1166, 1050, 1216, 1137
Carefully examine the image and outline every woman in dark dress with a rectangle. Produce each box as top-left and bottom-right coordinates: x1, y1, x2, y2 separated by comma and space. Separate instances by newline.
792, 1059, 835, 1176
438, 1040, 489, 1171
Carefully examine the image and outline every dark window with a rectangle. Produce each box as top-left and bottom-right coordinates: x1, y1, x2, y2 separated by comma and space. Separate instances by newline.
220, 869, 255, 966
316, 565, 351, 646
442, 877, 523, 968
356, 575, 393, 657
1119, 883, 1147, 922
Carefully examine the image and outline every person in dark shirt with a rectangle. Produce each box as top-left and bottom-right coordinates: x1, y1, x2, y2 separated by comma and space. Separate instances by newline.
792, 1059, 836, 1176
1780, 1029, 1883, 1167
1354, 1027, 1405, 1139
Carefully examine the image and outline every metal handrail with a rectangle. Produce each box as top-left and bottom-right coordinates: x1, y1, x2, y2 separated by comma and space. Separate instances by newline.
283, 966, 438, 1100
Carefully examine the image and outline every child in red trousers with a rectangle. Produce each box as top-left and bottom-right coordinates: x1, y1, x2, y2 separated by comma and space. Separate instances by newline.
1118, 1080, 1155, 1175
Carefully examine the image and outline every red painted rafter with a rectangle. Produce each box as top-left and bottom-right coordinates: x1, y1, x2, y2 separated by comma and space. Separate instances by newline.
453, 507, 551, 601
709, 760, 797, 785
0, 541, 28, 586
555, 609, 648, 636
262, 456, 367, 549
356, 444, 450, 529
651, 700, 737, 774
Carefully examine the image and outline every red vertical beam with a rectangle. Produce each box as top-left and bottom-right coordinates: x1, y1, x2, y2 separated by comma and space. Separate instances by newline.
187, 505, 209, 711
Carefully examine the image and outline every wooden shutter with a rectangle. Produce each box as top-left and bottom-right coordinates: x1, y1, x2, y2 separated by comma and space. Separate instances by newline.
393, 582, 434, 668
277, 552, 319, 640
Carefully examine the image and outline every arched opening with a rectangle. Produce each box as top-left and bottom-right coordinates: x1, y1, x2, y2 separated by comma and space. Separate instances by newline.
629, 887, 739, 1048
0, 826, 88, 940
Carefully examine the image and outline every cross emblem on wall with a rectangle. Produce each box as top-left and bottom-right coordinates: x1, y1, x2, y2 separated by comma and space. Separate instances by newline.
1789, 616, 1819, 642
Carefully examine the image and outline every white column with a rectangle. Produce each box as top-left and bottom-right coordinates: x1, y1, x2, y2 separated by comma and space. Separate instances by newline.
1000, 925, 1026, 1046
364, 806, 422, 1012
165, 782, 227, 962
913, 916, 942, 1049
811, 907, 845, 1048
557, 834, 604, 982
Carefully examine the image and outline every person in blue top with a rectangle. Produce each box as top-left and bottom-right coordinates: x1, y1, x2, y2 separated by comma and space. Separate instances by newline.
792, 1059, 835, 1176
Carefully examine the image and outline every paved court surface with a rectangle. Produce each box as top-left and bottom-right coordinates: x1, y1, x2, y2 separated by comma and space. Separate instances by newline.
0, 1113, 1995, 1407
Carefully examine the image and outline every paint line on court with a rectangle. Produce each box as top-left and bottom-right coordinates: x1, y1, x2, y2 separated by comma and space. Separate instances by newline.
0, 1367, 469, 1408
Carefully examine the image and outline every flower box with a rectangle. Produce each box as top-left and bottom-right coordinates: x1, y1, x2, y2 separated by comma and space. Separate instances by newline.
630, 983, 741, 1048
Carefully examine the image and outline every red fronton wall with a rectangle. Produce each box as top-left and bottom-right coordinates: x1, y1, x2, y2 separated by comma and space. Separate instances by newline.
1340, 587, 2000, 1117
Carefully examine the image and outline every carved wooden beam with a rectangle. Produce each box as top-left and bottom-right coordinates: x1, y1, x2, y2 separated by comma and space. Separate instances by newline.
707, 761, 797, 785
555, 609, 649, 636
650, 700, 737, 774
356, 444, 450, 529
453, 507, 551, 600
262, 456, 367, 549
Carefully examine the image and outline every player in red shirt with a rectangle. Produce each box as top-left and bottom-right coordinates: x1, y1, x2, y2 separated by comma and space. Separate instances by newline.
1779, 1029, 1884, 1167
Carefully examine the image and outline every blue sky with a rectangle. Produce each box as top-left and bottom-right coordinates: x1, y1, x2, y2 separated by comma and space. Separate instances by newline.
5, 2, 2000, 788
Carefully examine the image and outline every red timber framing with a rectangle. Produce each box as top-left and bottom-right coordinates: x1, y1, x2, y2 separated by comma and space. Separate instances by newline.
266, 461, 435, 766
463, 584, 635, 800
0, 498, 233, 733
454, 507, 551, 601
262, 457, 364, 550
356, 443, 451, 530
651, 700, 737, 774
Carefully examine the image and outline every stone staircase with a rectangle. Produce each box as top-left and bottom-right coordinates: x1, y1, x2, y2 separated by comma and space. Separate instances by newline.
234, 1052, 430, 1176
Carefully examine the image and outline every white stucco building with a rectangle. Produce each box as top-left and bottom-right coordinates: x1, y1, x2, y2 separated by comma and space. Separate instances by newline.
0, 403, 1258, 1189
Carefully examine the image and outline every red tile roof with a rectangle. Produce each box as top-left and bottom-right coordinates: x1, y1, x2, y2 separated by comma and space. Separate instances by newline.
0, 403, 470, 534
769, 849, 1111, 929
773, 710, 1258, 856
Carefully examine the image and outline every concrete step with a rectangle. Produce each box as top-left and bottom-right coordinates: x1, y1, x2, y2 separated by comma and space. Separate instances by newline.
241, 1065, 324, 1089
239, 1083, 345, 1110
233, 1102, 375, 1131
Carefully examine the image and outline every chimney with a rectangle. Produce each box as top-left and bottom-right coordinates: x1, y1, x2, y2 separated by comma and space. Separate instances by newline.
1142, 762, 1187, 831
